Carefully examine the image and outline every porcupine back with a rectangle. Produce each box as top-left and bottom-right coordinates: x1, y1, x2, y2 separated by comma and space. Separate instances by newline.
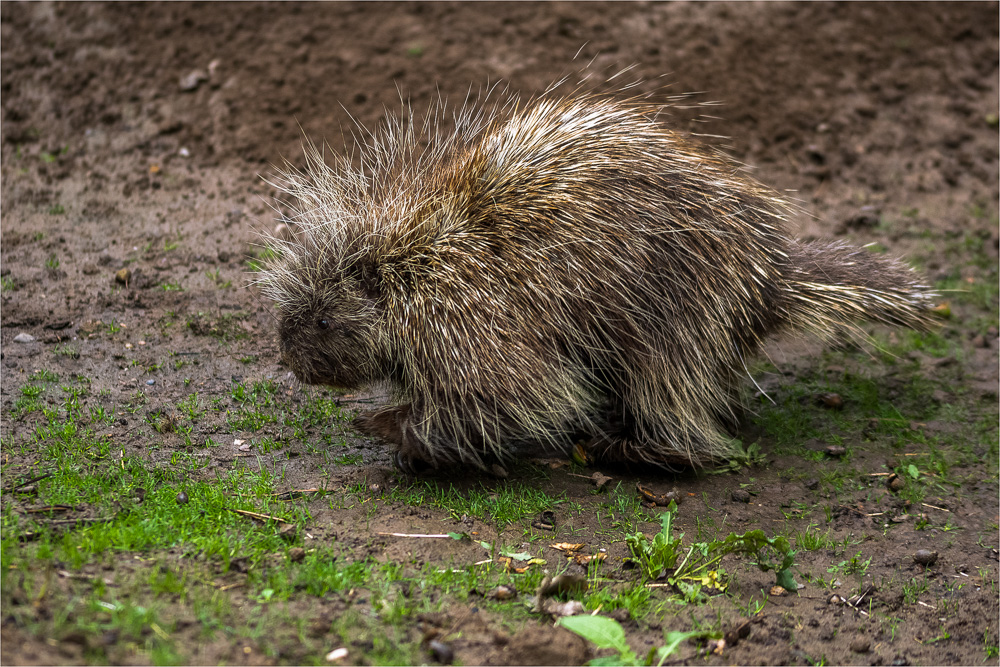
259, 91, 934, 470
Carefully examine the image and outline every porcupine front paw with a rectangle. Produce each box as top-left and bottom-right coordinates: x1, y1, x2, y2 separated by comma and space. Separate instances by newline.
352, 405, 433, 475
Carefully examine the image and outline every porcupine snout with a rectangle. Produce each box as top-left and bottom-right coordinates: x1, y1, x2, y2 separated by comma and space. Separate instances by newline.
273, 275, 386, 391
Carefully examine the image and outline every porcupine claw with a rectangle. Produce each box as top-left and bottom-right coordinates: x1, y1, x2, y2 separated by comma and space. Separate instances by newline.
393, 450, 431, 476
353, 405, 434, 474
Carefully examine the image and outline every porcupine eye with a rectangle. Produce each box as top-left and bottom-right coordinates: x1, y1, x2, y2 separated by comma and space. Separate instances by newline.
317, 319, 330, 330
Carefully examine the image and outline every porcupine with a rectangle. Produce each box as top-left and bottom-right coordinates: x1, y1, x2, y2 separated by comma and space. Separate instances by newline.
257, 91, 934, 474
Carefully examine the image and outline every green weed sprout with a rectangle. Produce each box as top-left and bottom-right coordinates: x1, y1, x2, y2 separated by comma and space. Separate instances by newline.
625, 501, 797, 599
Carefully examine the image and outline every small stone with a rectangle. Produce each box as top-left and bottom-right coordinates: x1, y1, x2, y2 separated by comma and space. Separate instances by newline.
817, 393, 843, 409
115, 268, 132, 285
13, 333, 35, 343
325, 647, 348, 663
731, 488, 751, 503
146, 379, 155, 386
428, 639, 453, 665
913, 549, 938, 566
179, 69, 208, 91
804, 478, 820, 490
825, 445, 847, 457
486, 584, 517, 601
288, 547, 306, 563
850, 637, 871, 653
769, 585, 788, 596
175, 491, 189, 505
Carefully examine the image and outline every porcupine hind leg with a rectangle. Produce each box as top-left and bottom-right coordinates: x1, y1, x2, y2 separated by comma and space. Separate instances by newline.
586, 405, 698, 469
586, 390, 730, 469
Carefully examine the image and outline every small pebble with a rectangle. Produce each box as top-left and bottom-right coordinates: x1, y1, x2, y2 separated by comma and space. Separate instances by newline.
825, 445, 847, 457
850, 637, 871, 654
13, 333, 35, 343
175, 491, 188, 504
731, 489, 751, 503
146, 379, 155, 386
428, 639, 453, 665
288, 547, 306, 563
804, 478, 819, 490
325, 647, 348, 663
486, 584, 517, 601
817, 392, 843, 409
179, 69, 208, 91
913, 549, 938, 566
887, 474, 905, 492
115, 268, 131, 285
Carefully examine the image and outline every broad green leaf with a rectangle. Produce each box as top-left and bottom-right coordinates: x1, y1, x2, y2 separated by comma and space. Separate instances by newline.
557, 615, 629, 652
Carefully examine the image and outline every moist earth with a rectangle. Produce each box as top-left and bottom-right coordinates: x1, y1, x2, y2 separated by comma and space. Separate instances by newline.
2, 2, 998, 665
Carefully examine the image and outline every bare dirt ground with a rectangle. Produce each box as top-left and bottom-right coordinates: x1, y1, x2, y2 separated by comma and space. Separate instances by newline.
2, 2, 998, 665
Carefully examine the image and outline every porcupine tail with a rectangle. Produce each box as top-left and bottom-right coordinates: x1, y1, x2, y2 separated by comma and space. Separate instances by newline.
779, 240, 935, 337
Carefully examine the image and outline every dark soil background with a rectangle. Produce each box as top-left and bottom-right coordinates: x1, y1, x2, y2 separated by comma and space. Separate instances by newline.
2, 2, 998, 665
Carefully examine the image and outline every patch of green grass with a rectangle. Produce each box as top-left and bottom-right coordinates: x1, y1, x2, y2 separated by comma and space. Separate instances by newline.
934, 274, 999, 311
5, 462, 310, 568
902, 575, 929, 604
1, 275, 16, 291
176, 392, 203, 421
53, 344, 80, 359
598, 482, 654, 534
984, 629, 999, 660
386, 480, 563, 530
794, 524, 835, 551
827, 552, 871, 577
583, 581, 653, 618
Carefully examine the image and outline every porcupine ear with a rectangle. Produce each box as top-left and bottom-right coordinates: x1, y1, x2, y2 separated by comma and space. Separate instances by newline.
340, 251, 381, 300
